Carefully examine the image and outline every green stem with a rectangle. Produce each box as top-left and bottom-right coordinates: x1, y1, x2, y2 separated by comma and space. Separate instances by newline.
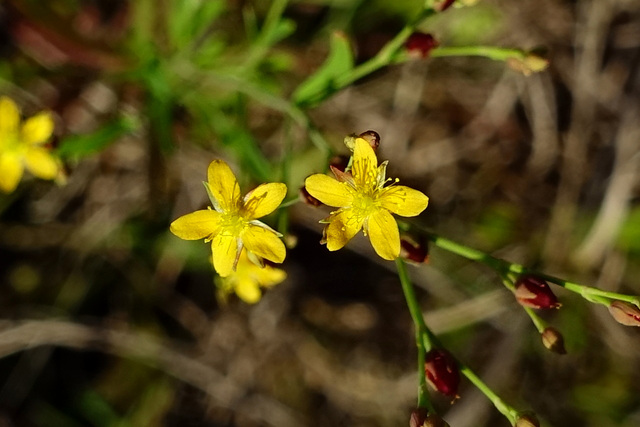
395, 258, 435, 412
534, 273, 640, 307
302, 7, 437, 106
430, 46, 525, 62
426, 232, 640, 307
396, 258, 522, 424
459, 365, 519, 425
426, 233, 507, 272
523, 307, 547, 334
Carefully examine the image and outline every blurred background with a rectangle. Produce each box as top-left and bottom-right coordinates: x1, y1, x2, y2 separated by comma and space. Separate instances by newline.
1, 0, 640, 426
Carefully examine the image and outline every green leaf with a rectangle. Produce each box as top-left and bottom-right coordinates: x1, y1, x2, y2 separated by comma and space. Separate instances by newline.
168, 0, 225, 50
292, 31, 354, 108
56, 116, 139, 160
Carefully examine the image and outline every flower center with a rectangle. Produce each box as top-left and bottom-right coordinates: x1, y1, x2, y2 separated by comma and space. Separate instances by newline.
219, 212, 247, 237
351, 193, 378, 223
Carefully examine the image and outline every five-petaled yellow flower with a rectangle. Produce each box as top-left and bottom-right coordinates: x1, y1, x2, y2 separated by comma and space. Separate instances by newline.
216, 250, 286, 304
0, 96, 59, 193
305, 137, 429, 260
170, 160, 287, 277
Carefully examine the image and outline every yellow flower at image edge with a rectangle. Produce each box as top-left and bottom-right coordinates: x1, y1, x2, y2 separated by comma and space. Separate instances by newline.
170, 160, 287, 277
0, 96, 59, 193
216, 251, 286, 304
305, 137, 429, 260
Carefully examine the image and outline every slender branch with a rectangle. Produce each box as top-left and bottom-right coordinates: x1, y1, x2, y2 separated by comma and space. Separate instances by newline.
396, 258, 435, 412
425, 232, 640, 307
396, 259, 522, 423
430, 46, 526, 62
459, 364, 519, 425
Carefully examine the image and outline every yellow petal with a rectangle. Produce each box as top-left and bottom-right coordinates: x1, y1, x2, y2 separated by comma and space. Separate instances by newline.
0, 153, 24, 193
235, 278, 262, 304
21, 112, 54, 145
24, 147, 59, 179
0, 97, 20, 134
305, 174, 353, 207
242, 224, 286, 263
324, 209, 364, 251
211, 233, 238, 277
256, 266, 287, 288
379, 186, 429, 217
242, 182, 287, 219
207, 160, 241, 212
351, 137, 378, 188
170, 209, 222, 240
366, 209, 400, 260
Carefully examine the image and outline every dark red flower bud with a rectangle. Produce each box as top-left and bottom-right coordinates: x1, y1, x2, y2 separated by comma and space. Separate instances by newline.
541, 327, 566, 355
405, 33, 439, 59
410, 408, 450, 427
400, 234, 429, 264
358, 130, 381, 150
515, 412, 540, 427
424, 349, 460, 398
514, 275, 560, 309
329, 155, 350, 172
608, 301, 640, 327
435, 0, 456, 11
299, 186, 322, 207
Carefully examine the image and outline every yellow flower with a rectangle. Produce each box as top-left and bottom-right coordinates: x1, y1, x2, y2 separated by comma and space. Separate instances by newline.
215, 251, 286, 304
170, 160, 287, 277
304, 137, 429, 260
0, 96, 59, 193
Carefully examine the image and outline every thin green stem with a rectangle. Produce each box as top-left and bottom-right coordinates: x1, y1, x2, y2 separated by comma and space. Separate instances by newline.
425, 232, 640, 308
300, 7, 437, 106
430, 46, 526, 62
534, 273, 640, 307
523, 307, 547, 334
396, 258, 522, 424
278, 197, 300, 209
459, 365, 519, 425
395, 258, 434, 412
426, 233, 507, 272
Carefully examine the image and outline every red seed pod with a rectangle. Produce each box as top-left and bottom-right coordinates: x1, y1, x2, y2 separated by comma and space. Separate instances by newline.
299, 185, 322, 207
400, 234, 429, 264
424, 349, 460, 398
608, 301, 640, 327
514, 275, 560, 309
358, 130, 381, 150
515, 412, 540, 427
541, 327, 566, 355
405, 33, 439, 59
